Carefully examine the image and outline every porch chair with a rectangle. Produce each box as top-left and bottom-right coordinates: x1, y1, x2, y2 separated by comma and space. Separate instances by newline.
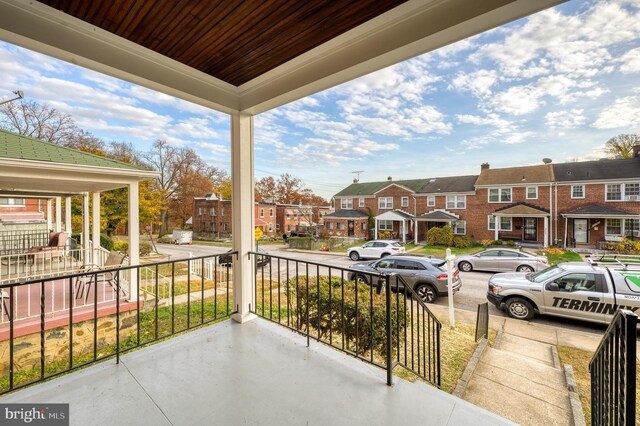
75, 251, 128, 304
27, 232, 69, 263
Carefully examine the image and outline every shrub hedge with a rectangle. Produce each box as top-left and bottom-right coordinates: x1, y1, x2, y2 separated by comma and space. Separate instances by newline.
427, 225, 454, 246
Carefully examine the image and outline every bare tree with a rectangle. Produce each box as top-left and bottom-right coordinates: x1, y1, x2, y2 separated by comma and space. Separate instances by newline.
0, 99, 79, 144
605, 134, 640, 159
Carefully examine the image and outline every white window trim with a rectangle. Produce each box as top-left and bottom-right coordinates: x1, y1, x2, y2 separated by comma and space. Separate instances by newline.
378, 197, 393, 210
0, 198, 26, 207
259, 208, 264, 218
341, 198, 353, 209
359, 198, 365, 207
571, 185, 585, 199
401, 196, 409, 208
446, 195, 466, 210
454, 220, 466, 235
269, 208, 274, 217
427, 196, 435, 207
488, 187, 512, 203
488, 215, 512, 231
378, 220, 393, 230
605, 183, 622, 202
526, 186, 538, 200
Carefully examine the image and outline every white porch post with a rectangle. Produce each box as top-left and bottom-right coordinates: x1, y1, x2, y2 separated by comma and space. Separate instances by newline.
65, 197, 72, 234
414, 219, 418, 244
494, 216, 499, 240
128, 182, 140, 301
82, 193, 90, 261
375, 218, 378, 239
402, 220, 406, 243
543, 216, 549, 248
231, 111, 256, 324
92, 192, 101, 265
46, 199, 53, 231
563, 217, 568, 248
55, 197, 62, 232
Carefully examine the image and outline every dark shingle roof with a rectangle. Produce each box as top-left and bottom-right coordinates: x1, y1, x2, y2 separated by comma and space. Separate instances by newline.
417, 175, 478, 193
323, 209, 368, 219
553, 158, 640, 182
0, 128, 144, 171
335, 179, 430, 196
334, 175, 478, 197
561, 204, 637, 217
420, 210, 458, 221
475, 164, 554, 186
494, 202, 549, 215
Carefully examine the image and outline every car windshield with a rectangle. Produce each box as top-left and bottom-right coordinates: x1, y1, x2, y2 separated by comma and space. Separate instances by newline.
391, 242, 402, 247
527, 265, 563, 283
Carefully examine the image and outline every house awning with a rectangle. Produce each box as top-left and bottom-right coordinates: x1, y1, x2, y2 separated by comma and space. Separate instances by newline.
375, 210, 414, 221
323, 209, 368, 220
561, 205, 639, 219
416, 210, 459, 222
493, 202, 549, 217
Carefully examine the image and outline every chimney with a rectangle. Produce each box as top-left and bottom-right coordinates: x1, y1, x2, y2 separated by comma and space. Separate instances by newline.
633, 145, 640, 158
387, 176, 393, 181
481, 163, 490, 171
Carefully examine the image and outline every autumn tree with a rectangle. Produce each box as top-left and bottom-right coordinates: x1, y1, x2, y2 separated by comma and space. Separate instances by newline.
605, 134, 640, 159
0, 99, 80, 144
255, 176, 277, 201
275, 173, 304, 204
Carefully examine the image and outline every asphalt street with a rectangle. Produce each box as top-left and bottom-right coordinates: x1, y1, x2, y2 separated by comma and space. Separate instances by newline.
154, 242, 608, 337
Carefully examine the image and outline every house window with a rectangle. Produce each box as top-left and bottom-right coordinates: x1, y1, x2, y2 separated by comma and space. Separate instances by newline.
337, 223, 346, 230
624, 219, 640, 237
606, 218, 622, 235
378, 197, 393, 209
269, 208, 274, 217
427, 196, 435, 207
0, 198, 25, 206
378, 220, 393, 230
625, 183, 640, 200
211, 223, 216, 232
401, 197, 409, 208
341, 198, 353, 209
210, 208, 215, 216
259, 208, 264, 218
454, 221, 466, 235
571, 185, 584, 199
488, 215, 512, 231
327, 222, 334, 229
287, 225, 291, 231
359, 198, 365, 207
268, 223, 273, 231
446, 195, 466, 209
488, 188, 511, 203
221, 208, 225, 216
223, 223, 228, 232
361, 222, 367, 230
526, 187, 538, 200
606, 184, 622, 201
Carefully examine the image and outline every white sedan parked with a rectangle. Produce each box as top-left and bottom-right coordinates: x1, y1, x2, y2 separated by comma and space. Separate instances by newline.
348, 240, 406, 261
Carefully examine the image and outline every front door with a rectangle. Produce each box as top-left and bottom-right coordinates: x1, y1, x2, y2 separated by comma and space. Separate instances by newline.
574, 219, 588, 244
524, 218, 537, 241
347, 220, 354, 237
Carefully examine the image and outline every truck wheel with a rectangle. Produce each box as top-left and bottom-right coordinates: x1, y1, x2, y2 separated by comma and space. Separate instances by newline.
505, 298, 534, 320
349, 251, 360, 261
459, 261, 472, 272
415, 284, 437, 304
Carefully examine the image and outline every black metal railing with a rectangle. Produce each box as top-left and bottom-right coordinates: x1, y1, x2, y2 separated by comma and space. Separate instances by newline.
248, 251, 441, 387
0, 252, 236, 395
475, 302, 489, 342
589, 309, 637, 426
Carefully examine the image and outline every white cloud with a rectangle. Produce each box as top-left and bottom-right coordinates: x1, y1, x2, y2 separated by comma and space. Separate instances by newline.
620, 47, 640, 73
449, 70, 498, 97
593, 95, 640, 128
490, 85, 542, 115
545, 109, 587, 128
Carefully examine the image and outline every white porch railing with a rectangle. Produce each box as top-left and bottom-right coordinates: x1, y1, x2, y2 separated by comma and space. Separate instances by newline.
139, 266, 172, 300
0, 229, 50, 254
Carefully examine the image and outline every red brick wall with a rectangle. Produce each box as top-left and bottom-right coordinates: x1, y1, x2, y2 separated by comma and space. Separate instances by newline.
323, 218, 368, 238
193, 199, 233, 236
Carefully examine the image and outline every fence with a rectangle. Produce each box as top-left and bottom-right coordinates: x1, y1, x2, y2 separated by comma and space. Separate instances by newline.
249, 251, 441, 387
475, 302, 489, 342
589, 309, 637, 426
0, 230, 50, 255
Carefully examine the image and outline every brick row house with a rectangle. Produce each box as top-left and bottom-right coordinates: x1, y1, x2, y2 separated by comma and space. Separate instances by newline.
327, 149, 640, 248
192, 194, 332, 238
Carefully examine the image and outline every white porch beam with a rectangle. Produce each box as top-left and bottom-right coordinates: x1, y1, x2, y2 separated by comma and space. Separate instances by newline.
543, 217, 549, 248
402, 220, 406, 244
82, 193, 90, 260
563, 217, 568, 249
92, 192, 100, 266
494, 216, 499, 240
46, 199, 52, 231
65, 196, 72, 234
231, 112, 256, 324
128, 182, 140, 301
55, 196, 62, 232
414, 219, 418, 244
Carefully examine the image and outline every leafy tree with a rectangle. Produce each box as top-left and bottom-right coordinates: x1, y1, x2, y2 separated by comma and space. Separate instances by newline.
255, 176, 277, 201
275, 173, 303, 204
605, 134, 640, 159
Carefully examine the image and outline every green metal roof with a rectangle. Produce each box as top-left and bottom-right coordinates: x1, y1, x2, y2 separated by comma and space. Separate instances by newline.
0, 128, 144, 171
335, 178, 431, 197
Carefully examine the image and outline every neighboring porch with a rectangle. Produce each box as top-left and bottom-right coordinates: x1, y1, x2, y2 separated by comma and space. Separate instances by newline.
375, 209, 414, 243
413, 210, 460, 244
492, 203, 550, 248
561, 205, 640, 249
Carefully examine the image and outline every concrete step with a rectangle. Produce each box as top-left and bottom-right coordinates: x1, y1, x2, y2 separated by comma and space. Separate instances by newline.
481, 347, 566, 391
499, 333, 555, 366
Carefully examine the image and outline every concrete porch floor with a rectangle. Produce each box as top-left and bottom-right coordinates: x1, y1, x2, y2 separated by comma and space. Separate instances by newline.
0, 319, 513, 426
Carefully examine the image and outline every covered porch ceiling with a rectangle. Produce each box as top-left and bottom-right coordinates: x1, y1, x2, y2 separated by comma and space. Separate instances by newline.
0, 0, 565, 115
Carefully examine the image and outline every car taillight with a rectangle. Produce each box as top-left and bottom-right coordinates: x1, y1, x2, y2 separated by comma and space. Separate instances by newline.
437, 274, 447, 280
392, 247, 400, 250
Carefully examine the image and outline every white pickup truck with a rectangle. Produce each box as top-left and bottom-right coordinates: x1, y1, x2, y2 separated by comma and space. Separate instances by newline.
487, 261, 640, 324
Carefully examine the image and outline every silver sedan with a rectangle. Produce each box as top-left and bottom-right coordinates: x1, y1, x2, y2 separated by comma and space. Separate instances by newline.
456, 248, 548, 273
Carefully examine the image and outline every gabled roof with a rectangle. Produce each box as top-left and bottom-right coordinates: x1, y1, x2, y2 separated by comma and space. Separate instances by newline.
494, 202, 549, 216
376, 209, 414, 220
553, 158, 640, 182
475, 164, 554, 186
561, 204, 638, 217
419, 210, 459, 221
335, 179, 430, 197
417, 175, 478, 193
323, 209, 368, 219
0, 129, 144, 171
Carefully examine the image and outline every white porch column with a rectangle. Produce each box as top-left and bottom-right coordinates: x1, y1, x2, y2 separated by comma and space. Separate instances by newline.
375, 218, 378, 239
92, 192, 101, 266
128, 182, 140, 301
82, 193, 90, 261
414, 219, 418, 244
543, 216, 549, 248
231, 111, 256, 324
563, 217, 568, 248
65, 197, 72, 234
402, 220, 406, 243
494, 216, 499, 240
46, 199, 53, 231
55, 197, 62, 232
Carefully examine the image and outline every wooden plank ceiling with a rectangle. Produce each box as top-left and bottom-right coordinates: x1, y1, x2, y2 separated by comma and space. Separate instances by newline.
37, 0, 407, 87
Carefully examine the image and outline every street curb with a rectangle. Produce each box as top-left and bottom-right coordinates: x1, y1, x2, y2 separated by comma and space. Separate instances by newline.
563, 364, 586, 426
493, 324, 504, 350
453, 337, 488, 398
282, 248, 347, 257
551, 345, 561, 369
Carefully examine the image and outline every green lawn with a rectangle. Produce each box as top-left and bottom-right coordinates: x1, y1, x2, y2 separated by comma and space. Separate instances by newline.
540, 251, 582, 265
191, 240, 233, 247
415, 245, 483, 258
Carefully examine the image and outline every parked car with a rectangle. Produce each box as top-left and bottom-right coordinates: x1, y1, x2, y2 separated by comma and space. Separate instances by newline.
347, 240, 405, 261
456, 248, 548, 273
218, 247, 270, 267
486, 261, 640, 323
347, 255, 461, 303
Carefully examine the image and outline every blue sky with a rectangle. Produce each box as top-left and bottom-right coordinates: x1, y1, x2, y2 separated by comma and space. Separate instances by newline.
1, 0, 640, 199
